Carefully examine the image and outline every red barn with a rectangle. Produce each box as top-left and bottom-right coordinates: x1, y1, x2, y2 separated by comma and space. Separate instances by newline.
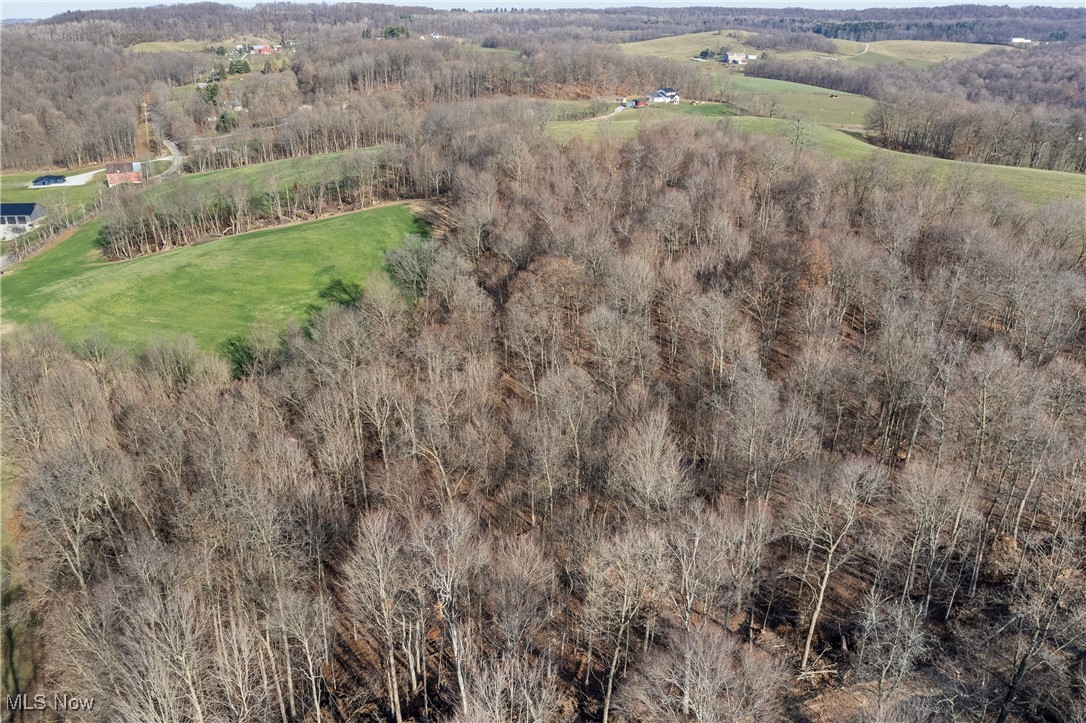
106, 162, 143, 187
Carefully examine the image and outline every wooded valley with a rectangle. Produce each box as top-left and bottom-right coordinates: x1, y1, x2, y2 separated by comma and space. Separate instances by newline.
2, 3, 1084, 722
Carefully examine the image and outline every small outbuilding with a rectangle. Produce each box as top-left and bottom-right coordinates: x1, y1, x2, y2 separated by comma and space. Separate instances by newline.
32, 175, 66, 187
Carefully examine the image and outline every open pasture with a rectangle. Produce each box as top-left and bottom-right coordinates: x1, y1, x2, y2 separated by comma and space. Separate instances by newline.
1, 204, 425, 351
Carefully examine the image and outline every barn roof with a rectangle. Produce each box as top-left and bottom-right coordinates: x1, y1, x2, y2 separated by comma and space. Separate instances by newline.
0, 203, 43, 216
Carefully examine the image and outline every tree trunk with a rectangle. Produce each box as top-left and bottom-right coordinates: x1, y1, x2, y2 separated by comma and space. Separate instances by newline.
802, 549, 836, 669
602, 639, 623, 723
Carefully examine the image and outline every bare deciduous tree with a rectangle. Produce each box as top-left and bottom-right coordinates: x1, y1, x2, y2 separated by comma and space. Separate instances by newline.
787, 459, 883, 670
342, 509, 411, 722
621, 623, 786, 722
854, 593, 928, 717
612, 406, 690, 515
581, 528, 668, 723
415, 504, 486, 714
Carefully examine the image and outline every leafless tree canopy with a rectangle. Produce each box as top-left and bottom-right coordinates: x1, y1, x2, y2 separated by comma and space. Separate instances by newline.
3, 4, 1086, 722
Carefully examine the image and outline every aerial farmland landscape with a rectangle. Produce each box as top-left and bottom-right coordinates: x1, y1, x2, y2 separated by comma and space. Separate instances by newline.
1, 1, 1084, 721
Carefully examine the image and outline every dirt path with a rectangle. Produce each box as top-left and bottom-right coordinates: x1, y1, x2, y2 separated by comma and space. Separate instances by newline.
845, 43, 870, 58
147, 106, 183, 179
587, 105, 627, 122
152, 136, 183, 179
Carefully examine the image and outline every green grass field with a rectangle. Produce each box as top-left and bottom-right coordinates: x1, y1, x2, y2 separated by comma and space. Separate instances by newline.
1, 204, 425, 351
145, 159, 172, 177
127, 40, 211, 53
726, 75, 874, 127
845, 39, 1007, 68
625, 31, 1003, 69
546, 102, 732, 142
662, 102, 739, 118
623, 30, 759, 60
547, 112, 1084, 206
730, 116, 1085, 205
176, 150, 363, 193
622, 30, 865, 62
548, 102, 735, 142
0, 166, 106, 208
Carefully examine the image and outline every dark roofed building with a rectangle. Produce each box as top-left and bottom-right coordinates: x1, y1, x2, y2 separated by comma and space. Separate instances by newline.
32, 174, 66, 186
0, 203, 47, 240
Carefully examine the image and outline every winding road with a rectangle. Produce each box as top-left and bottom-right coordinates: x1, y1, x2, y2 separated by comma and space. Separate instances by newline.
846, 43, 871, 58
147, 104, 183, 179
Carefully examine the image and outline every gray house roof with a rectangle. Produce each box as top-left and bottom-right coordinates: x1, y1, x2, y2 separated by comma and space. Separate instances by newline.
0, 203, 46, 221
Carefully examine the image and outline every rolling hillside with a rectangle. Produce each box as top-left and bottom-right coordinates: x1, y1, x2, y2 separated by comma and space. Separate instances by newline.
548, 108, 1085, 206
623, 30, 1004, 68
1, 203, 426, 350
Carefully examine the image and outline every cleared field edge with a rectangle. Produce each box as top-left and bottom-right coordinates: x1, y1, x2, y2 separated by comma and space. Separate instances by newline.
1, 202, 429, 351
546, 113, 1084, 206
622, 30, 1004, 67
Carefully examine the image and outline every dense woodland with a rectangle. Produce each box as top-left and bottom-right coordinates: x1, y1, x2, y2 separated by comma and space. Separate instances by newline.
3, 4, 1086, 723
0, 33, 204, 169
35, 2, 1086, 45
3, 2, 1084, 170
6, 103, 1086, 722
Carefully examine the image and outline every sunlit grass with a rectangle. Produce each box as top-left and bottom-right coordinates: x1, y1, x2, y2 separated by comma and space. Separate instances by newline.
2, 204, 426, 351
127, 40, 210, 53
726, 76, 875, 127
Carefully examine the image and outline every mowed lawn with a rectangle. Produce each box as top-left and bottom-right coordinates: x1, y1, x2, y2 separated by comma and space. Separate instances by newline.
0, 166, 106, 208
1, 204, 425, 350
727, 76, 874, 127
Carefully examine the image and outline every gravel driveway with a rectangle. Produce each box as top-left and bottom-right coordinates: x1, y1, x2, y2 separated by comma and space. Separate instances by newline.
25, 168, 103, 188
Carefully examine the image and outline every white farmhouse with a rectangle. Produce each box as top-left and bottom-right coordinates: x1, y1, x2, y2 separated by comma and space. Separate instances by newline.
651, 87, 680, 104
